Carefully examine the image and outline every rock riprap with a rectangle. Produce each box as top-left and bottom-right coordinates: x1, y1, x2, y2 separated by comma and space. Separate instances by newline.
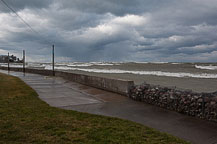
129, 83, 217, 122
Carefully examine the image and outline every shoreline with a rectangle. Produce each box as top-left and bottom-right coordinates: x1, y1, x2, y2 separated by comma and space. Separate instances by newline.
1, 64, 217, 93
61, 69, 217, 93
1, 60, 217, 93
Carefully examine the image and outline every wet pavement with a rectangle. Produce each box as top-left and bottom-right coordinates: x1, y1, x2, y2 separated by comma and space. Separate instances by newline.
1, 70, 217, 144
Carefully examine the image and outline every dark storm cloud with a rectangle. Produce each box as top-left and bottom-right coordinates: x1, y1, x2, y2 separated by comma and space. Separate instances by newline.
0, 0, 52, 12
0, 0, 217, 62
56, 0, 146, 16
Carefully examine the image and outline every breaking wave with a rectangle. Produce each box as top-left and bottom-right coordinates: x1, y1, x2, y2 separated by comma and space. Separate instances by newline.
195, 65, 217, 70
45, 66, 217, 79
0, 64, 23, 68
66, 62, 117, 67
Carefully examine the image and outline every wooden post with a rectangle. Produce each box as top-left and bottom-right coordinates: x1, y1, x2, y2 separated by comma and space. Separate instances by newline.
7, 52, 10, 71
23, 50, 25, 73
52, 45, 55, 76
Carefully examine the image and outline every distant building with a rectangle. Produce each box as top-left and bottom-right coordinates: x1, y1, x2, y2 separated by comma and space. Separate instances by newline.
0, 55, 23, 63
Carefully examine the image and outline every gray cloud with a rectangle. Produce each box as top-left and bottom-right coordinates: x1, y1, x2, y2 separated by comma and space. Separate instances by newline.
0, 0, 52, 12
0, 0, 217, 62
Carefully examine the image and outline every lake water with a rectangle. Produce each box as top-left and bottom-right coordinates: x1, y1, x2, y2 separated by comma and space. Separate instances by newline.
1, 62, 217, 92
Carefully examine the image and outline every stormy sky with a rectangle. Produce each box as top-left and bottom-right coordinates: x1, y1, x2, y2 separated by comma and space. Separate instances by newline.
0, 0, 217, 62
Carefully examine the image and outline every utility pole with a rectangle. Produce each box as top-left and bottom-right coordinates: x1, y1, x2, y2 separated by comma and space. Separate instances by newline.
52, 44, 55, 76
7, 52, 10, 71
23, 50, 25, 73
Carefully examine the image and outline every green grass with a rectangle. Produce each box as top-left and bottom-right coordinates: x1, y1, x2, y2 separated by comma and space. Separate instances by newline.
0, 73, 190, 144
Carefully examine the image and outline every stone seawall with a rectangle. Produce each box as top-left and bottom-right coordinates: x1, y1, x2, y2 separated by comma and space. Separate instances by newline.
0, 67, 134, 96
129, 83, 217, 122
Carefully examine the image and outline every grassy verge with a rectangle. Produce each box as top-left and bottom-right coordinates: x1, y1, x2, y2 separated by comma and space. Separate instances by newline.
0, 73, 190, 144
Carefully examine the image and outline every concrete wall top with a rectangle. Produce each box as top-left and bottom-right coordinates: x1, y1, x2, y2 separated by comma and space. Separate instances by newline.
55, 71, 134, 96
0, 67, 134, 96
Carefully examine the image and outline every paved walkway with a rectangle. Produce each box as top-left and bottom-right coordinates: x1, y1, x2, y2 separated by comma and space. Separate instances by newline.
1, 70, 217, 144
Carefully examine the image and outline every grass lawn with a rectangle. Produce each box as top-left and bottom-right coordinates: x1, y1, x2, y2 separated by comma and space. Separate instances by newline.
0, 72, 190, 144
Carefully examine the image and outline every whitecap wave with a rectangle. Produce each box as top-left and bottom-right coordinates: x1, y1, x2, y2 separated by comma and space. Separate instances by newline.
0, 64, 23, 68
44, 66, 217, 79
27, 63, 45, 67
171, 63, 181, 64
195, 65, 217, 70
133, 62, 168, 64
67, 62, 117, 67
89, 62, 119, 66
67, 63, 93, 67
151, 62, 169, 64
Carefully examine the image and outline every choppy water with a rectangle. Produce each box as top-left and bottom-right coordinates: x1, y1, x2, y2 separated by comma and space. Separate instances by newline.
1, 62, 217, 79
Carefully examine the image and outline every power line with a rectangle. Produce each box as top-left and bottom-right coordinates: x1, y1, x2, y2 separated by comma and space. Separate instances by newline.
1, 0, 37, 35
0, 0, 52, 45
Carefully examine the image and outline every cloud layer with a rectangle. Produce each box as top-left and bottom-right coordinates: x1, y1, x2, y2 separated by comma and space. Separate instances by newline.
0, 0, 217, 62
